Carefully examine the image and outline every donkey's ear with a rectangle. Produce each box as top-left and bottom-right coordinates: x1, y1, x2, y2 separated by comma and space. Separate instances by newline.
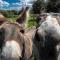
16, 7, 29, 26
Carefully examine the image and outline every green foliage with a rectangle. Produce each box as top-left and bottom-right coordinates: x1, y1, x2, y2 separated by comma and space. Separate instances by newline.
32, 0, 60, 13
7, 14, 37, 28
32, 0, 46, 14
0, 10, 18, 18
46, 0, 60, 12
0, 10, 37, 28
27, 14, 37, 28
7, 15, 18, 22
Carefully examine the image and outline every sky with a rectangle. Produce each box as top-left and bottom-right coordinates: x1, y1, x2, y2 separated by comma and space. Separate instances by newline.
0, 0, 33, 10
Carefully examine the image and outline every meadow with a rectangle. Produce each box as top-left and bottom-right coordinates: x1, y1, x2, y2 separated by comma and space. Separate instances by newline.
7, 14, 37, 28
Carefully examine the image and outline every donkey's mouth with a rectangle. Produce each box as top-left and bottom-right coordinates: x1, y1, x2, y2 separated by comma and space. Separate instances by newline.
1, 40, 22, 59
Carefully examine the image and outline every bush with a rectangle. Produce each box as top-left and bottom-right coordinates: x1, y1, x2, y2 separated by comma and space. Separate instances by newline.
27, 14, 37, 28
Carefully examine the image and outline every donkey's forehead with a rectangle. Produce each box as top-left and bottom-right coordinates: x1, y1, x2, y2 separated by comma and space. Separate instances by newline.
3, 23, 22, 30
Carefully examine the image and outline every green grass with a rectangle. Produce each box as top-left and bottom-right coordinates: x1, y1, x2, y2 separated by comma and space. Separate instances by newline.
7, 15, 18, 22
26, 14, 37, 28
27, 19, 37, 28
6, 14, 37, 28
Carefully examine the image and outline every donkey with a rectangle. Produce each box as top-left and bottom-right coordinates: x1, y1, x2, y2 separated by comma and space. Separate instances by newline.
33, 13, 60, 60
0, 21, 33, 60
0, 6, 33, 60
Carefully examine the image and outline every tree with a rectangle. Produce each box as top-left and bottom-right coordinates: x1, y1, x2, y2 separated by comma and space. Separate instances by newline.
32, 0, 46, 14
46, 0, 60, 12
56, 1, 60, 12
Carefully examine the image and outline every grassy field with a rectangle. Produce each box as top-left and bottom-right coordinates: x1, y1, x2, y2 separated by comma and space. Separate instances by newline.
7, 14, 37, 28
7, 15, 18, 22
27, 14, 37, 28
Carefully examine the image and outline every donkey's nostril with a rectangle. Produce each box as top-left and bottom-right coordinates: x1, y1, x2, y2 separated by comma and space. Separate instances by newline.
20, 57, 22, 60
0, 54, 5, 60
